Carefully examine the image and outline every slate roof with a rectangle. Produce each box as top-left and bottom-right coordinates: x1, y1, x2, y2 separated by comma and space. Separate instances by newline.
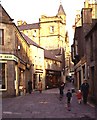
0, 4, 14, 23
18, 23, 40, 31
85, 20, 97, 38
21, 33, 43, 49
44, 49, 62, 62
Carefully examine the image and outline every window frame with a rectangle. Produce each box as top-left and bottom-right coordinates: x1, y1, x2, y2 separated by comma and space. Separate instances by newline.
90, 35, 94, 61
0, 62, 7, 91
50, 26, 54, 33
0, 29, 4, 45
33, 30, 37, 37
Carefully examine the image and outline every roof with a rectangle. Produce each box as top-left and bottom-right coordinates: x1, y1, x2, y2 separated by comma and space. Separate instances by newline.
85, 20, 97, 38
18, 23, 40, 31
0, 4, 14, 23
74, 26, 82, 39
57, 4, 66, 15
21, 33, 44, 49
44, 49, 62, 62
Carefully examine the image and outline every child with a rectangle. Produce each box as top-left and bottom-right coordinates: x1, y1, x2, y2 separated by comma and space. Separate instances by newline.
66, 89, 72, 111
76, 90, 82, 104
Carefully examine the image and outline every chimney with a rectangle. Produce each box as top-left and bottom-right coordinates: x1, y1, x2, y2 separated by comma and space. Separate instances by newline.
81, 8, 92, 24
17, 20, 23, 26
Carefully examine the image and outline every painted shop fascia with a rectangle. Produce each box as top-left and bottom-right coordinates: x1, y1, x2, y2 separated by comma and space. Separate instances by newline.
0, 53, 31, 97
0, 54, 18, 62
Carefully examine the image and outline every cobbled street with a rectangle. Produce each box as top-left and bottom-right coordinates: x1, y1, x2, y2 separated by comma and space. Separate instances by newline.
1, 83, 96, 119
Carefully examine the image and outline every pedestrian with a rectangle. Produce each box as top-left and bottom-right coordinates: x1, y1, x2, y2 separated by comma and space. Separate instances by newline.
38, 80, 42, 93
59, 81, 65, 100
28, 80, 32, 94
76, 89, 82, 104
80, 79, 89, 104
66, 89, 72, 111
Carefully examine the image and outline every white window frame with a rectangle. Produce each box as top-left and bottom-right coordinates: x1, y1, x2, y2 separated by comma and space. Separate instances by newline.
0, 29, 4, 45
50, 26, 54, 33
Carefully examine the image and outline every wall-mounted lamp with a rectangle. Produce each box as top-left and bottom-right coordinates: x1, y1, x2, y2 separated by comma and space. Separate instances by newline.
18, 45, 21, 50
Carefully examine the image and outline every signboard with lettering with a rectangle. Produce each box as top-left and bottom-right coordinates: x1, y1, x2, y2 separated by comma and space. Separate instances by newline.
0, 54, 18, 62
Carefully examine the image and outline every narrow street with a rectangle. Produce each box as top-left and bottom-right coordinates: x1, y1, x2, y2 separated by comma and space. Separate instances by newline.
1, 83, 95, 119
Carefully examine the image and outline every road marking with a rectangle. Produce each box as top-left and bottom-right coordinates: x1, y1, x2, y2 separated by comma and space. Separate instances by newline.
3, 111, 21, 115
87, 102, 95, 108
3, 111, 12, 114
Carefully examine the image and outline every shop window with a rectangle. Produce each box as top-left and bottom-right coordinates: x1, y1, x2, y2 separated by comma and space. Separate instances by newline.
0, 63, 6, 90
0, 29, 4, 45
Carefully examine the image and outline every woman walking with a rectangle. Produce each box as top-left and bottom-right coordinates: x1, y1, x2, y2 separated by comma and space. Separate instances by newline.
38, 80, 42, 93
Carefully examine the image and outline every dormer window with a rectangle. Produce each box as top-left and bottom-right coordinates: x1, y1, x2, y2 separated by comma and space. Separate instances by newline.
50, 26, 54, 33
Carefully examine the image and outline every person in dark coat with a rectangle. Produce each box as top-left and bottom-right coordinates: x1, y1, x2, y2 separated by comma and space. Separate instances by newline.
59, 81, 65, 99
28, 80, 32, 94
66, 89, 72, 111
80, 80, 89, 104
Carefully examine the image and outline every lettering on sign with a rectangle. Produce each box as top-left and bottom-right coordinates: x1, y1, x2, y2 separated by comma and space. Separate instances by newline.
0, 54, 18, 62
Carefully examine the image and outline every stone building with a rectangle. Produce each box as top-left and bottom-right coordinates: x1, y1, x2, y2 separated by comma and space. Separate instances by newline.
39, 3, 66, 50
0, 2, 72, 97
18, 3, 67, 50
44, 49, 63, 89
85, 21, 97, 104
71, 0, 97, 104
18, 3, 71, 83
0, 4, 32, 97
17, 22, 40, 46
21, 33, 45, 90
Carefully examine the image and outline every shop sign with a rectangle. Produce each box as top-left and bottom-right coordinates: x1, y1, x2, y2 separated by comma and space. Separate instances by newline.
35, 69, 43, 73
0, 54, 18, 62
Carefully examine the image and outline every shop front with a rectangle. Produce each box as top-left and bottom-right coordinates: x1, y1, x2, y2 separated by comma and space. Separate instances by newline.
0, 54, 18, 97
45, 70, 61, 89
33, 69, 43, 90
18, 60, 26, 96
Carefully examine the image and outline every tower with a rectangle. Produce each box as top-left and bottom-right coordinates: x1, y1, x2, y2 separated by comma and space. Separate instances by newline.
39, 2, 67, 50
56, 1, 66, 24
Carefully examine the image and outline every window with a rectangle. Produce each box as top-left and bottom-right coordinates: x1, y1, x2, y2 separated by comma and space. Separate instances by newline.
75, 40, 78, 55
90, 35, 93, 61
82, 65, 85, 80
50, 26, 54, 33
0, 29, 4, 45
0, 63, 6, 90
33, 30, 36, 37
